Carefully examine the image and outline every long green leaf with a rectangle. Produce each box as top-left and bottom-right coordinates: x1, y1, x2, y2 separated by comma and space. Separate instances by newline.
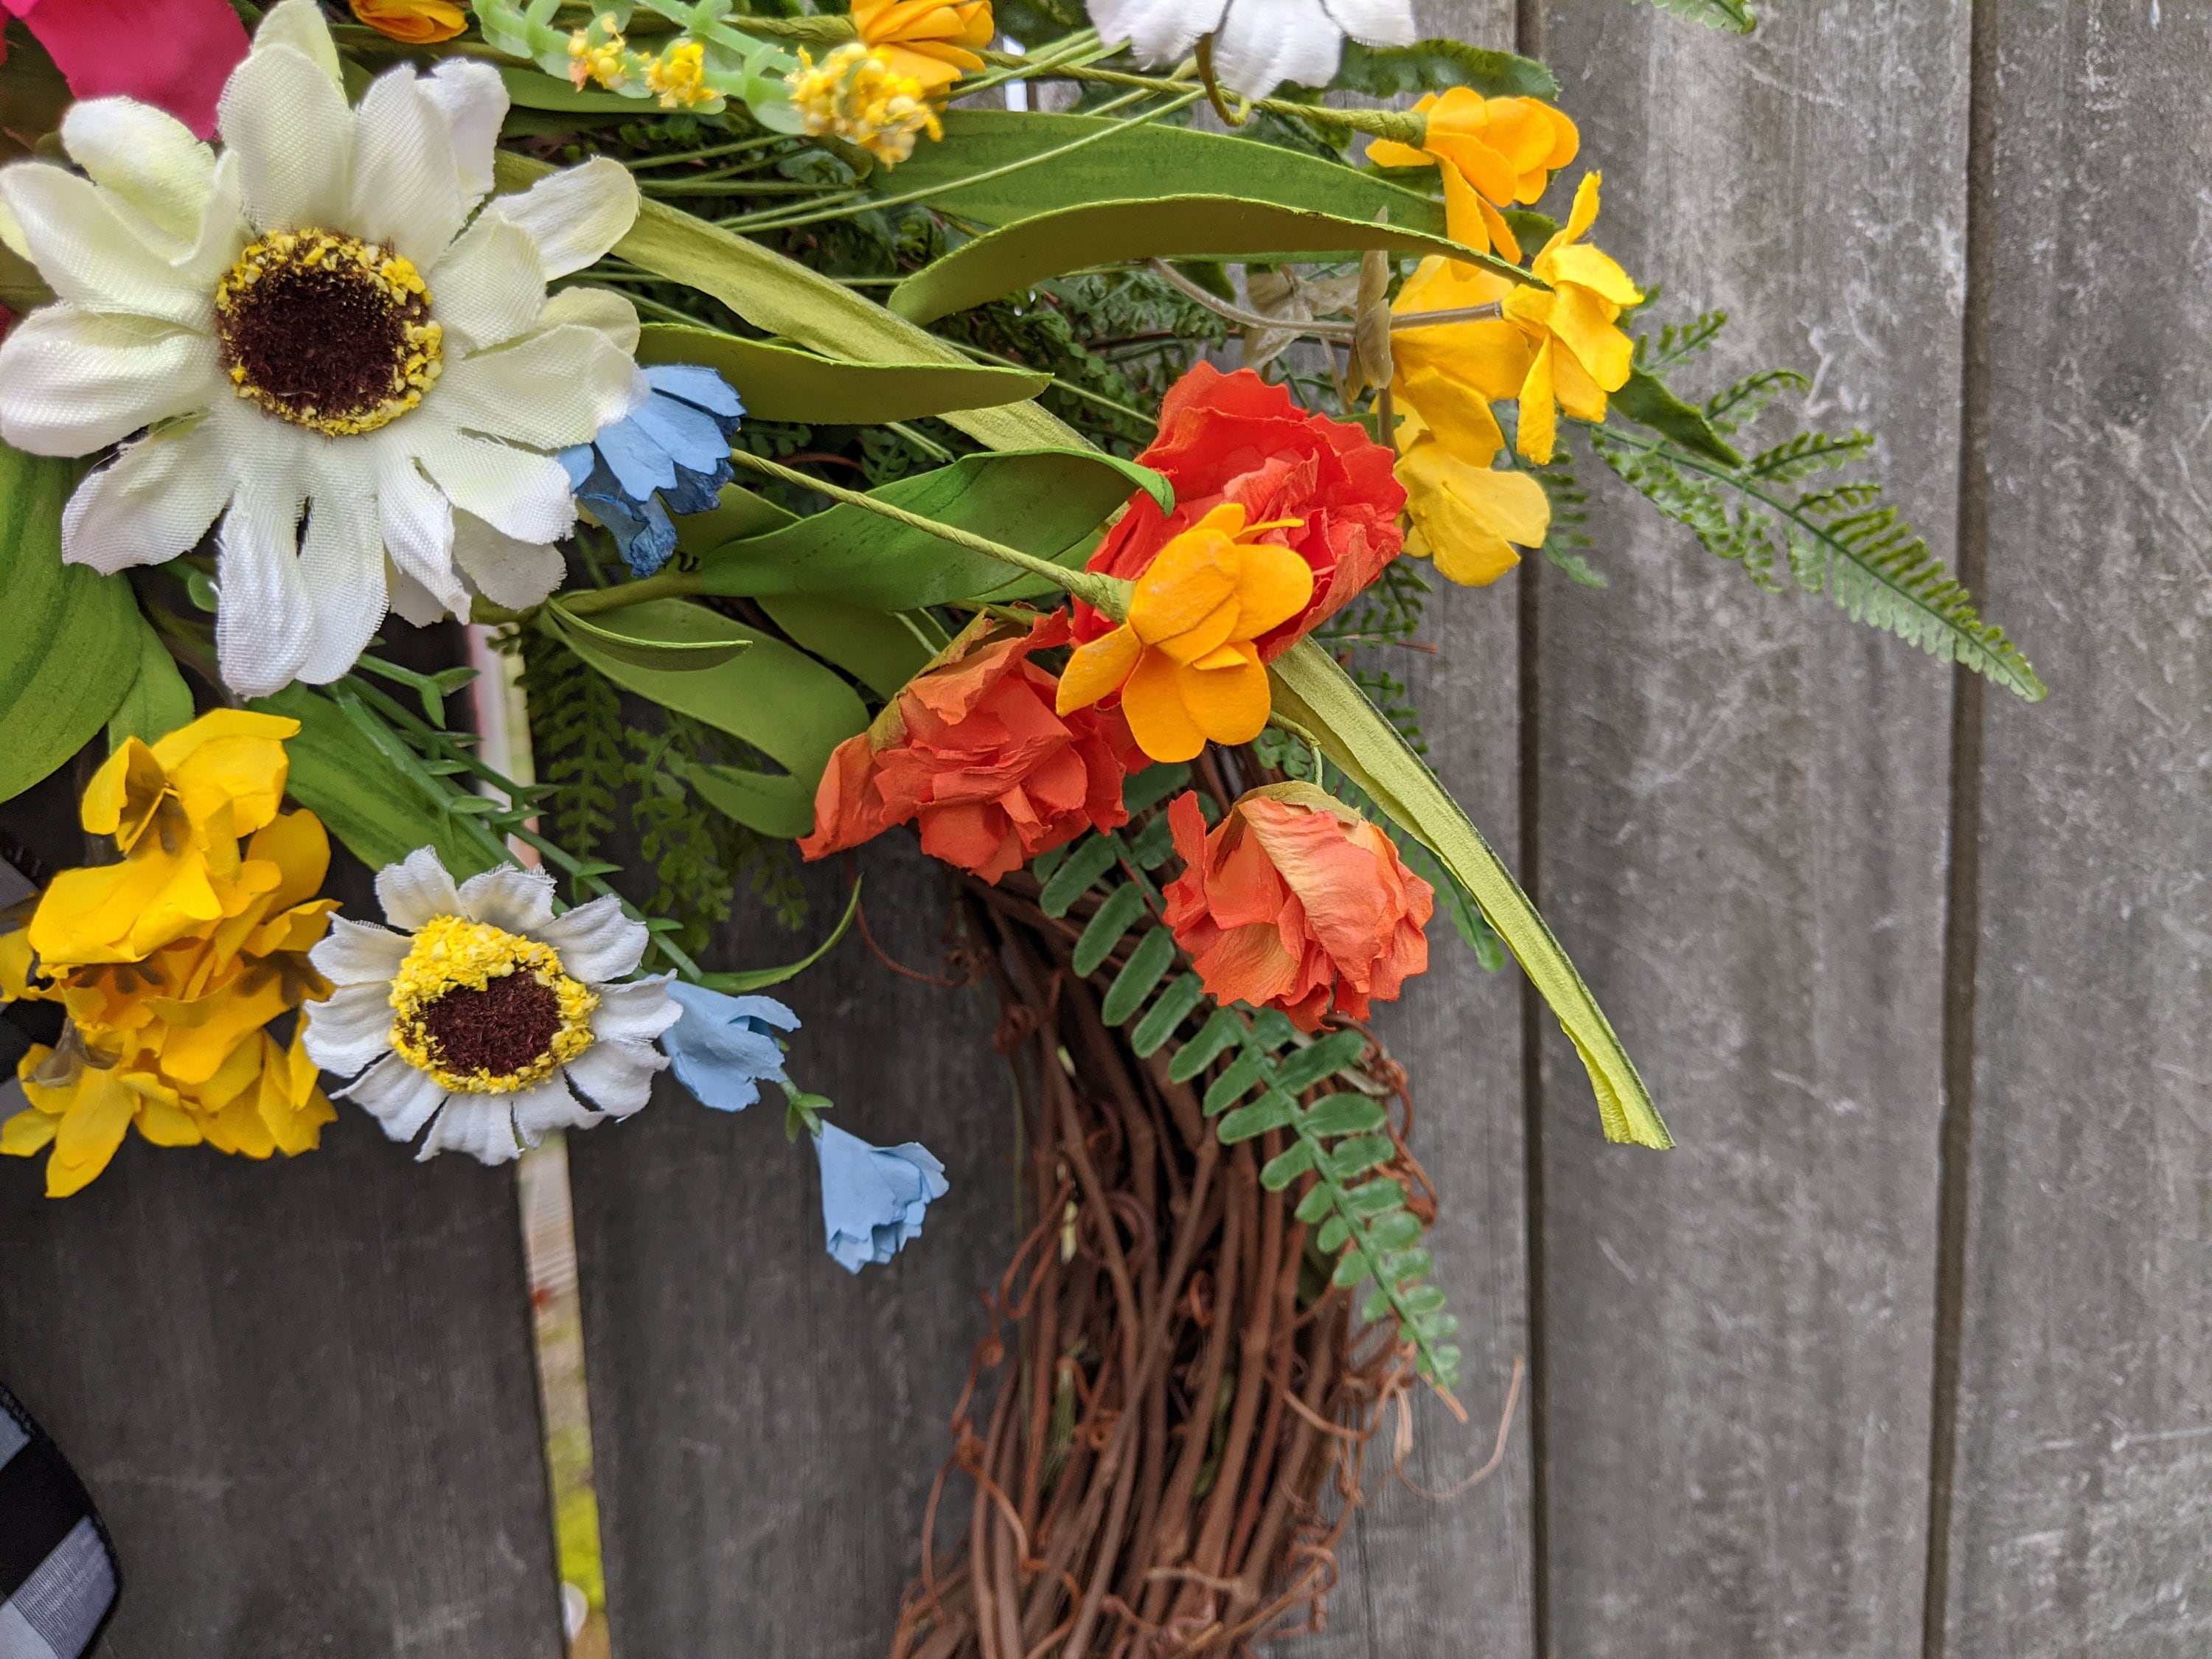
546, 595, 752, 671
106, 623, 195, 750
695, 448, 1167, 609
1269, 640, 1671, 1150
1611, 366, 1743, 467
1324, 40, 1559, 100
755, 595, 936, 699
498, 66, 642, 112
698, 876, 862, 992
638, 323, 1050, 424
890, 197, 1517, 325
0, 447, 142, 804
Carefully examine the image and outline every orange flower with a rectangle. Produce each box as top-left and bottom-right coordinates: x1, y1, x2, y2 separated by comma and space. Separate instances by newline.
349, 0, 468, 44
1368, 89, 1579, 259
1162, 785, 1433, 1032
801, 611, 1144, 882
1057, 504, 1314, 765
853, 0, 994, 94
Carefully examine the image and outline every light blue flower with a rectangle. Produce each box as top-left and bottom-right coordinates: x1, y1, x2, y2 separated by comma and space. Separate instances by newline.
814, 1121, 949, 1273
662, 981, 799, 1113
560, 364, 745, 577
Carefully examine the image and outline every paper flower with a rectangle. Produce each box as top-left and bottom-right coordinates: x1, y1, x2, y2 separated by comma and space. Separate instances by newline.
1088, 0, 1415, 100
1387, 357, 1551, 586
2, 773, 339, 1197
304, 849, 681, 1166
1161, 783, 1433, 1032
0, 0, 248, 138
349, 0, 469, 44
1366, 90, 1579, 259
854, 0, 994, 94
1058, 504, 1315, 764
1074, 364, 1404, 661
560, 364, 745, 577
0, 0, 645, 697
814, 1121, 949, 1273
662, 982, 799, 1113
802, 611, 1145, 881
787, 44, 943, 166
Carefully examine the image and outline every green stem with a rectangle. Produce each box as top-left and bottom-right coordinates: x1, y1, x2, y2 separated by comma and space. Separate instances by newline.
552, 567, 704, 617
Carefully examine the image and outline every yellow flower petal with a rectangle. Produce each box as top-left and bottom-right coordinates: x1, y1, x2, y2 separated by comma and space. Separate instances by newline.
1518, 337, 1558, 465
1178, 647, 1273, 748
1399, 442, 1550, 587
1128, 502, 1251, 644
1478, 195, 1521, 265
1121, 648, 1210, 763
1395, 361, 1506, 467
1559, 170, 1602, 246
1231, 540, 1317, 639
1057, 625, 1144, 715
1545, 243, 1644, 310
1, 1102, 58, 1156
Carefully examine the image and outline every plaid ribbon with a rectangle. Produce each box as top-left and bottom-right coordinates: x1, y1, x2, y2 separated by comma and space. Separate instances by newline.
0, 1385, 119, 1659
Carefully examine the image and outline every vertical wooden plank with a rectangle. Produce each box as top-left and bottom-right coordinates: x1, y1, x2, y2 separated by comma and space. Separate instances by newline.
1948, 6, 2212, 1652
566, 837, 1015, 1656
1530, 4, 1969, 1652
0, 835, 565, 1658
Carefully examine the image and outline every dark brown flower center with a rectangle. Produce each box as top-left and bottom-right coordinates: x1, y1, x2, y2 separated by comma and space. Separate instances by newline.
414, 970, 565, 1079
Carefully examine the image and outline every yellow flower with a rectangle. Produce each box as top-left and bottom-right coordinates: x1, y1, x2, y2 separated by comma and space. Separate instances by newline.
787, 44, 945, 167
1391, 173, 1642, 467
1368, 89, 1579, 260
1057, 504, 1314, 763
647, 41, 717, 109
1391, 398, 1551, 587
348, 0, 468, 44
853, 0, 994, 95
29, 709, 302, 969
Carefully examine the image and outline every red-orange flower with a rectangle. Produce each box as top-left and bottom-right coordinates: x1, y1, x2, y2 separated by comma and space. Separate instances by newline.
1163, 784, 1433, 1032
1074, 364, 1405, 661
801, 611, 1144, 882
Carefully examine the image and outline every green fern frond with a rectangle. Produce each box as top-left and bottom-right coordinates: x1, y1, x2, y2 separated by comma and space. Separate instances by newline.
1747, 430, 1871, 484
1630, 0, 1756, 33
1706, 366, 1810, 433
1637, 308, 1729, 369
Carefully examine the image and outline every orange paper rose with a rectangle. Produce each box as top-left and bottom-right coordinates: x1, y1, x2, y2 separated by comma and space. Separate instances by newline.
801, 611, 1144, 882
1162, 784, 1433, 1032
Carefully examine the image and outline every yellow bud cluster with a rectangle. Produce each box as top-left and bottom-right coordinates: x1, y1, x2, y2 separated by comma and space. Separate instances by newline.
787, 43, 943, 167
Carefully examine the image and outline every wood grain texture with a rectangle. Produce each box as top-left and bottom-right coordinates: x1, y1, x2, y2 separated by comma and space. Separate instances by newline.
1945, 5, 2212, 1653
0, 833, 566, 1659
1528, 4, 1969, 1652
566, 835, 1017, 1658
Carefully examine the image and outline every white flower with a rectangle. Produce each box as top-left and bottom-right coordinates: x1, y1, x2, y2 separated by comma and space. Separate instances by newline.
1088, 0, 1416, 99
304, 849, 681, 1166
0, 0, 645, 697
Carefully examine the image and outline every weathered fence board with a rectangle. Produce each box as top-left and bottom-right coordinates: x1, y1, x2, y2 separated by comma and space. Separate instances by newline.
1945, 5, 2212, 1654
1529, 4, 1968, 1652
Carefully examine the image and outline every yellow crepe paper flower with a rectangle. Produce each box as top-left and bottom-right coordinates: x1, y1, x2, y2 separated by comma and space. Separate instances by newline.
788, 43, 945, 166
1391, 173, 1642, 467
1368, 89, 1579, 260
348, 0, 468, 44
1391, 400, 1551, 588
854, 0, 994, 95
1057, 503, 1315, 764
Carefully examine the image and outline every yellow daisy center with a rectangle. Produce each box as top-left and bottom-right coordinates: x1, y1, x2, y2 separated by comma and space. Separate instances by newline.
388, 915, 597, 1096
215, 228, 443, 437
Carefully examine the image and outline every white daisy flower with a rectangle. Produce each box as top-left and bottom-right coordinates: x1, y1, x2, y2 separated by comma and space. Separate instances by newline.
1087, 0, 1416, 100
0, 0, 646, 697
303, 849, 681, 1166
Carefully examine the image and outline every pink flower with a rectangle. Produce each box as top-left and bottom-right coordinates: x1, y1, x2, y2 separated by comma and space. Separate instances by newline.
1, 0, 249, 138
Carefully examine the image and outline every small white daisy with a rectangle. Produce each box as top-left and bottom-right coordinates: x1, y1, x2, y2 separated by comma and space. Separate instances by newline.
1088, 0, 1416, 100
303, 849, 680, 1166
0, 0, 647, 697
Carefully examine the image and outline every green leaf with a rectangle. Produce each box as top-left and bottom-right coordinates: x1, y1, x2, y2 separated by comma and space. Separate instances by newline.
1203, 1050, 1267, 1116
547, 596, 753, 671
637, 323, 1050, 424
1262, 1141, 1318, 1192
1270, 641, 1672, 1151
698, 876, 861, 992
1168, 1006, 1245, 1083
888, 198, 1517, 325
685, 764, 817, 838
0, 447, 143, 804
1273, 1028, 1368, 1096
1328, 1135, 1397, 1181
754, 596, 936, 700
498, 66, 643, 112
696, 448, 1167, 611
1316, 1213, 1352, 1253
1217, 1088, 1299, 1145
1364, 1209, 1425, 1252
1296, 1183, 1337, 1225
1072, 881, 1149, 978
1130, 972, 1207, 1058
1038, 835, 1120, 917
1298, 1094, 1389, 1139
0, 240, 51, 314
496, 153, 1079, 453
1100, 925, 1176, 1025
1611, 366, 1744, 467
1343, 1178, 1407, 1215
106, 623, 195, 751
1123, 760, 1192, 815
1326, 40, 1559, 100
1632, 0, 1757, 33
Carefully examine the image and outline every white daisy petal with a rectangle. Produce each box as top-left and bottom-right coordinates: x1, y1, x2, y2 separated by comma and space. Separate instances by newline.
419, 1096, 523, 1164
564, 1037, 667, 1119
0, 164, 212, 325
491, 157, 639, 279
427, 212, 545, 354
0, 305, 216, 456
1318, 0, 1417, 46
1089, 0, 1223, 63
296, 476, 389, 685
254, 0, 344, 88
537, 894, 649, 983
58, 420, 234, 574
368, 444, 465, 613
417, 433, 578, 546
537, 285, 640, 354
344, 1052, 448, 1142
349, 69, 467, 268
301, 980, 399, 1074
512, 1074, 598, 1148
439, 324, 636, 450
220, 40, 354, 234
310, 915, 411, 986
387, 561, 453, 625
589, 975, 683, 1044
1213, 0, 1346, 97
452, 512, 565, 611
422, 60, 509, 204
60, 98, 217, 249
377, 846, 464, 930
456, 864, 557, 934
174, 152, 248, 292
215, 479, 312, 698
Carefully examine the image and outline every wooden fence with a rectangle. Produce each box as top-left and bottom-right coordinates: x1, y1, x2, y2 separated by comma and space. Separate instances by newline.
2, 1, 2205, 1654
